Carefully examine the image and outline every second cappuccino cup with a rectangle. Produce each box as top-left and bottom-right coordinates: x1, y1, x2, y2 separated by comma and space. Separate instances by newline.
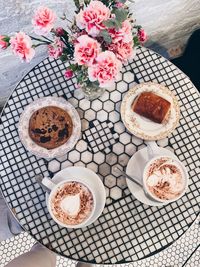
143, 155, 188, 203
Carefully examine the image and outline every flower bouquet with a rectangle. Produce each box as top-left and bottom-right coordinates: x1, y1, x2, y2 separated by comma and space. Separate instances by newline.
0, 0, 147, 99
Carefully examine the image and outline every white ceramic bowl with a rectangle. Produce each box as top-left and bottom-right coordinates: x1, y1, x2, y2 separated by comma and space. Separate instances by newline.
18, 96, 81, 159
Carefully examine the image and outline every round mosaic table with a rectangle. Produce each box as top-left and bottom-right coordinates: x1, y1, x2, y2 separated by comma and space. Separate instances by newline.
0, 47, 199, 264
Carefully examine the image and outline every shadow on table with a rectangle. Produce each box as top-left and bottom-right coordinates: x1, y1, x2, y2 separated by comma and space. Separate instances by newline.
171, 29, 200, 92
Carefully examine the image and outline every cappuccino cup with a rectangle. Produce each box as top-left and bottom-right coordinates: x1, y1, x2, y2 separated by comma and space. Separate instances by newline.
143, 156, 188, 203
42, 177, 96, 228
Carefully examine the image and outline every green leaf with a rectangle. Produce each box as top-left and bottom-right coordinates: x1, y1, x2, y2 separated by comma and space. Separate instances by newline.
69, 63, 79, 71
118, 0, 127, 3
133, 36, 140, 46
112, 8, 128, 23
59, 54, 69, 62
99, 30, 112, 44
74, 0, 80, 9
100, 0, 111, 6
103, 19, 122, 30
2, 36, 10, 43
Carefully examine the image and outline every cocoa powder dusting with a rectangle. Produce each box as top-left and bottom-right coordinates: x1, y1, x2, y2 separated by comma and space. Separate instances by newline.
51, 182, 93, 225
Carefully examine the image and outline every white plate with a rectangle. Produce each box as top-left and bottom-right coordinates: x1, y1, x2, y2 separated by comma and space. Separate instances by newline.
46, 166, 106, 227
18, 96, 81, 159
126, 146, 179, 207
121, 82, 180, 140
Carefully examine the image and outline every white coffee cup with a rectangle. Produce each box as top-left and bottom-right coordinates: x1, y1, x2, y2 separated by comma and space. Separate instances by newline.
42, 177, 96, 228
143, 155, 189, 203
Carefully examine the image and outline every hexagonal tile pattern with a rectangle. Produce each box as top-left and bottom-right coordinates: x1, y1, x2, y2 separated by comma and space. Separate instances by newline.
87, 162, 98, 173
117, 80, 129, 93
48, 160, 61, 173
99, 163, 111, 177
110, 186, 122, 200
117, 176, 127, 189
84, 109, 96, 121
123, 71, 135, 83
81, 151, 93, 164
93, 152, 105, 164
106, 153, 117, 166
119, 132, 131, 145
110, 91, 121, 102
68, 150, 80, 163
97, 110, 108, 122
109, 110, 120, 123
75, 140, 87, 152
91, 99, 103, 112
113, 143, 125, 155
105, 175, 117, 188
79, 98, 90, 110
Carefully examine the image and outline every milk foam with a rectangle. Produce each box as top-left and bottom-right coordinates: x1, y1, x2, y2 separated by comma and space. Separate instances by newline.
51, 181, 94, 225
60, 194, 80, 216
145, 157, 185, 200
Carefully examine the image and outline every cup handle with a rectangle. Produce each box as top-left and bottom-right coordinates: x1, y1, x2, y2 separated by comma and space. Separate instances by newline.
145, 141, 158, 160
41, 177, 56, 192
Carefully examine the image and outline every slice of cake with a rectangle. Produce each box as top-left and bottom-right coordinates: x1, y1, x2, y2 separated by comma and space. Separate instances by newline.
132, 92, 171, 124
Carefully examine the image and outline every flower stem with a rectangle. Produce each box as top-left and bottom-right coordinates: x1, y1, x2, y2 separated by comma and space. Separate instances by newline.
41, 35, 53, 42
29, 35, 51, 44
33, 43, 48, 48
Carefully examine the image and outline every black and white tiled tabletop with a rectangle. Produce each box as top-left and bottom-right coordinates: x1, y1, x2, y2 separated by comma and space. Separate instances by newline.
0, 47, 199, 264
0, 215, 199, 267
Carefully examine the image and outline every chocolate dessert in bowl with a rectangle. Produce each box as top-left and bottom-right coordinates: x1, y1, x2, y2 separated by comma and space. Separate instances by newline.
29, 106, 73, 149
18, 97, 81, 158
143, 156, 188, 203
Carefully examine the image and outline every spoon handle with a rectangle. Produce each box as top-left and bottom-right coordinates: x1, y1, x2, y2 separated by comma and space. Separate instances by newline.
115, 167, 143, 186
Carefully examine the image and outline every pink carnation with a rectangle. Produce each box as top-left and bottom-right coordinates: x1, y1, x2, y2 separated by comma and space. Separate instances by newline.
65, 69, 73, 78
10, 32, 35, 62
109, 20, 133, 43
138, 29, 147, 43
48, 37, 63, 59
32, 6, 56, 35
55, 27, 64, 37
0, 35, 9, 50
115, 2, 124, 8
88, 51, 122, 88
76, 1, 110, 37
108, 40, 135, 62
74, 35, 101, 66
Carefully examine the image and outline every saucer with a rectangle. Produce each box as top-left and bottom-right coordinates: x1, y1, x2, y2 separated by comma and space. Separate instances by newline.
126, 146, 179, 206
121, 82, 180, 140
46, 166, 106, 227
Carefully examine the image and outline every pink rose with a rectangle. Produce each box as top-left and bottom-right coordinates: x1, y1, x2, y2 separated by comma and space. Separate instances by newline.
108, 40, 135, 62
48, 37, 63, 59
138, 29, 147, 43
32, 6, 56, 35
109, 20, 133, 43
0, 35, 9, 50
88, 51, 122, 88
10, 32, 35, 62
74, 35, 101, 66
76, 1, 110, 37
65, 69, 73, 78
